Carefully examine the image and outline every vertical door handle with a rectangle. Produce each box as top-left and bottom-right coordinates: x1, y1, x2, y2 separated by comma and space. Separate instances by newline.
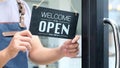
103, 18, 120, 68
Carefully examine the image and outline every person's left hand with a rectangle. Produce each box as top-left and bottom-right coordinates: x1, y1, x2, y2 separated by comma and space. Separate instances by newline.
60, 35, 80, 58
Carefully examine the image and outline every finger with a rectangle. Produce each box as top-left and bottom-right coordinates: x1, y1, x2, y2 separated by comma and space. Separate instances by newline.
19, 30, 32, 38
71, 51, 79, 58
19, 42, 32, 51
19, 36, 32, 43
17, 45, 28, 52
13, 34, 32, 45
67, 50, 79, 58
68, 48, 79, 53
67, 43, 79, 49
72, 35, 80, 43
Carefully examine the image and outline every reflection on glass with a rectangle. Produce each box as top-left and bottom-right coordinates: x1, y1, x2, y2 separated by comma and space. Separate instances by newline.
109, 0, 120, 68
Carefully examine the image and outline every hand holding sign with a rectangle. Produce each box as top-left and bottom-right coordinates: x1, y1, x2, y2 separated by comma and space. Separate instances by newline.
59, 35, 80, 58
29, 6, 79, 39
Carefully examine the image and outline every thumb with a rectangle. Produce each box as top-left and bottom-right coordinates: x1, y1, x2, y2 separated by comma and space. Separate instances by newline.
72, 35, 80, 43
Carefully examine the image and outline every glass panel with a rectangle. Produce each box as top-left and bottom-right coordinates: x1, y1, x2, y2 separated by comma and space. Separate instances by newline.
109, 0, 120, 68
24, 0, 81, 68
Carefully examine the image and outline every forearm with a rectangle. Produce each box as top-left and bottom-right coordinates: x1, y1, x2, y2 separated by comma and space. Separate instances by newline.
29, 35, 79, 64
0, 48, 11, 68
29, 47, 64, 65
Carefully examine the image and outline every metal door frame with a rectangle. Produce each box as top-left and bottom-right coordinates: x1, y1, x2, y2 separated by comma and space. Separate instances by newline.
82, 0, 108, 68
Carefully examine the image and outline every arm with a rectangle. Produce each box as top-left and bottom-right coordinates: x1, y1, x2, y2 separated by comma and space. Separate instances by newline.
0, 48, 12, 68
29, 35, 80, 64
29, 36, 64, 64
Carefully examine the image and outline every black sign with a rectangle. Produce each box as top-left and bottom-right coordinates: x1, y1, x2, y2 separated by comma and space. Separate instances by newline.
29, 6, 79, 39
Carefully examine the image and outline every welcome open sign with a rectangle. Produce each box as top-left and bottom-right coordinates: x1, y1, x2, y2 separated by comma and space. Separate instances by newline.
29, 6, 79, 39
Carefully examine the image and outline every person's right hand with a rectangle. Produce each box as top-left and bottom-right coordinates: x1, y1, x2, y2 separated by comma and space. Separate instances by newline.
5, 30, 32, 59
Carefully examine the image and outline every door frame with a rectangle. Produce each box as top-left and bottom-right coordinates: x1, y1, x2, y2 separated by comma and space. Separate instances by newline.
82, 0, 108, 68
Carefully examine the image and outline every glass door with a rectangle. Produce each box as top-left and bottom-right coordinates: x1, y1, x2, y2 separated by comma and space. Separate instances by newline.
24, 0, 119, 68
24, 0, 81, 68
109, 0, 120, 68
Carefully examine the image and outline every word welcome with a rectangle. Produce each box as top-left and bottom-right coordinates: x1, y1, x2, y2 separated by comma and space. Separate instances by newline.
41, 12, 72, 22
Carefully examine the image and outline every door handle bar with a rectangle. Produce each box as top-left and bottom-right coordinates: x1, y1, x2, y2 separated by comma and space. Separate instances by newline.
103, 18, 120, 68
